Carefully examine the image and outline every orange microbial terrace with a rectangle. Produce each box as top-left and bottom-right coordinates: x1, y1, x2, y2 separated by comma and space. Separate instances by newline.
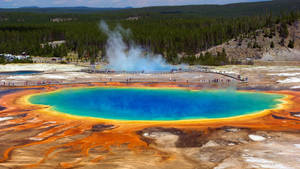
0, 82, 300, 168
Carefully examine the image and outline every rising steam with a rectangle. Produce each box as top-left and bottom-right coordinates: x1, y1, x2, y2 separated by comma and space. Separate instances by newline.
99, 21, 174, 73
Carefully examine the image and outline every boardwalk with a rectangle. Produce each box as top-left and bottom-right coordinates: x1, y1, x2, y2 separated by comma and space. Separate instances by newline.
0, 70, 246, 87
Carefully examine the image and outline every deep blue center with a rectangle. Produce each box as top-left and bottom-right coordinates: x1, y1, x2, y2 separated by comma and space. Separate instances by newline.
29, 87, 283, 121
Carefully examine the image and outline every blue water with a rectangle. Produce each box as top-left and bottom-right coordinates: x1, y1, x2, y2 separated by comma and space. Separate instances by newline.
0, 71, 42, 75
29, 88, 283, 121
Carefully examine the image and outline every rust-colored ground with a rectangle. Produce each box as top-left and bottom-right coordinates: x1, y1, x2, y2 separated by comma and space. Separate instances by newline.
0, 82, 300, 169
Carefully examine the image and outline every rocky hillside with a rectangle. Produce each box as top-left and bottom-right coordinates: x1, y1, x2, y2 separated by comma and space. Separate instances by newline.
203, 20, 300, 64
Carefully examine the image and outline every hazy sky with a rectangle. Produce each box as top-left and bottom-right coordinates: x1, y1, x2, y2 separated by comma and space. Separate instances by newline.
0, 0, 266, 8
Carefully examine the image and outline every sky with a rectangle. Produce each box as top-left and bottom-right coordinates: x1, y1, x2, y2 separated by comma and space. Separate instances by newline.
0, 0, 266, 8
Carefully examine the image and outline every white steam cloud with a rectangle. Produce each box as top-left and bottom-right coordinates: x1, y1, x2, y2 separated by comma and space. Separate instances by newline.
99, 21, 175, 73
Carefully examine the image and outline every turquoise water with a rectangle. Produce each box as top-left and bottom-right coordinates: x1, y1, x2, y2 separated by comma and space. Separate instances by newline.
0, 71, 42, 75
29, 87, 283, 121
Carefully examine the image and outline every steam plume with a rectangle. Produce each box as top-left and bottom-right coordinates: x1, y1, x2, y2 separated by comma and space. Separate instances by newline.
99, 21, 174, 73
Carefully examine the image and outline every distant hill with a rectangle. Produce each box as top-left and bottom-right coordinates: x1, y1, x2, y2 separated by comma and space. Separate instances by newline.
129, 0, 300, 17
0, 0, 299, 17
0, 6, 133, 13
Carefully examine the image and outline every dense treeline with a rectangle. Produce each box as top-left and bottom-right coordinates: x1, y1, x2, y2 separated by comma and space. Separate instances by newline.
1, 11, 298, 65
125, 12, 299, 64
181, 49, 228, 66
0, 22, 105, 59
0, 0, 299, 65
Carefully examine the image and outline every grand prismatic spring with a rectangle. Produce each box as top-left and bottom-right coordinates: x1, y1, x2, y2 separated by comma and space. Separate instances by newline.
0, 82, 300, 168
29, 87, 283, 121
